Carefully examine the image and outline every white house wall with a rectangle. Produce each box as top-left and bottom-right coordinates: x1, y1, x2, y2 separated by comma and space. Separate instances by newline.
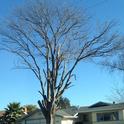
123, 110, 124, 120
61, 119, 74, 124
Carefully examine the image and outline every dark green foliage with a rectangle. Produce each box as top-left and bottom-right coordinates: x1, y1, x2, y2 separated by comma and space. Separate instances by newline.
2, 102, 23, 123
24, 104, 38, 113
58, 97, 71, 109
0, 103, 38, 124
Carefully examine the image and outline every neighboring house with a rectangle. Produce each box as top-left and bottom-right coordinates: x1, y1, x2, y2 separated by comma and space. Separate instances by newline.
17, 108, 77, 124
77, 101, 124, 124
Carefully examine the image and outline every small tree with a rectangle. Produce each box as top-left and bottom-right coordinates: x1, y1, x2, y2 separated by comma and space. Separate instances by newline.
0, 1, 123, 124
23, 104, 38, 114
58, 97, 71, 109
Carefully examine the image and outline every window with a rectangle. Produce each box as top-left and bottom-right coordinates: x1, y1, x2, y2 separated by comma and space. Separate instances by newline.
83, 114, 89, 122
75, 122, 83, 124
97, 112, 119, 122
104, 113, 111, 121
97, 113, 104, 121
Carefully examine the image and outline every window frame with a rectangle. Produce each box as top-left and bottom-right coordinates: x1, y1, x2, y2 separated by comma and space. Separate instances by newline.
96, 111, 119, 122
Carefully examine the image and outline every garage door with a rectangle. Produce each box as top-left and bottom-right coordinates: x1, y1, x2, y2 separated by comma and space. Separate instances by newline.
26, 119, 46, 124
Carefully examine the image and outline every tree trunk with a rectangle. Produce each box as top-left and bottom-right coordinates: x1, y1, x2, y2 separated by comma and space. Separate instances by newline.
38, 101, 55, 124
46, 113, 55, 124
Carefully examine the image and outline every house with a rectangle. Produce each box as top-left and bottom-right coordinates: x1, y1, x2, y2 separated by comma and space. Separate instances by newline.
16, 101, 124, 124
17, 108, 77, 124
77, 101, 124, 124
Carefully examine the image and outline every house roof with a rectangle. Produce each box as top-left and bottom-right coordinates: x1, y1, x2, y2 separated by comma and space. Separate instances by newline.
62, 106, 78, 116
0, 111, 5, 120
79, 101, 124, 113
18, 108, 77, 122
0, 111, 4, 117
89, 101, 111, 108
56, 109, 74, 117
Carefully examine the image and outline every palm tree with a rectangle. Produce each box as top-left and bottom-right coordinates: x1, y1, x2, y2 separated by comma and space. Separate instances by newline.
3, 102, 23, 123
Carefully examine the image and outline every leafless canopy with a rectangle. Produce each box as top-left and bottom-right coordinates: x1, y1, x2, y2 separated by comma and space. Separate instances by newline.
107, 81, 124, 103
0, 0, 123, 123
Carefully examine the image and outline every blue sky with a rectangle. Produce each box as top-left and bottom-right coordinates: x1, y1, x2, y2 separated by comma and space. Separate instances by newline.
0, 0, 124, 109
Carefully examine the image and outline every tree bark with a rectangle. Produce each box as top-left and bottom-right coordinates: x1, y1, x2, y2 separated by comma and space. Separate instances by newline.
38, 100, 55, 124
45, 113, 55, 124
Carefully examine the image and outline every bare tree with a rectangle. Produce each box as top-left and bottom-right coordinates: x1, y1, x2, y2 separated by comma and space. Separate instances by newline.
107, 82, 124, 103
0, 1, 123, 124
102, 47, 124, 103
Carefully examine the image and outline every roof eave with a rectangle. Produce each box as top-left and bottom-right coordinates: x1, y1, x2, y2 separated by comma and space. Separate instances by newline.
79, 106, 124, 113
62, 116, 77, 119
